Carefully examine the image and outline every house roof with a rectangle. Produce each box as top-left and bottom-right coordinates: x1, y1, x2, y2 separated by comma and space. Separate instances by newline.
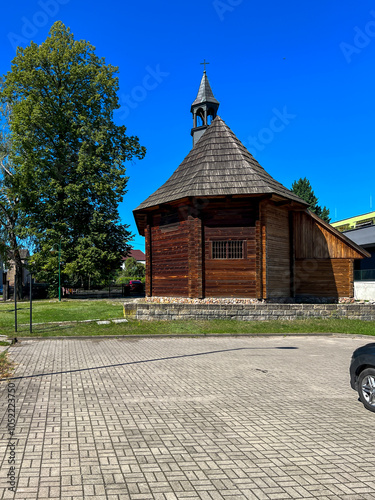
191, 71, 220, 109
342, 225, 375, 248
123, 249, 146, 261
134, 116, 307, 213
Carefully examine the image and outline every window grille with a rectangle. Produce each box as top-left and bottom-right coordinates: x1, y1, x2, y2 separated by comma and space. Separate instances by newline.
212, 241, 244, 259
212, 241, 227, 259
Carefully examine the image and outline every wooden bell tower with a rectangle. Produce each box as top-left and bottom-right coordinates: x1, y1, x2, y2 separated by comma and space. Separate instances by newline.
191, 61, 220, 147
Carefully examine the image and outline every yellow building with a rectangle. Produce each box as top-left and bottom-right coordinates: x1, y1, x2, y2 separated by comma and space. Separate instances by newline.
332, 211, 375, 232
332, 212, 375, 299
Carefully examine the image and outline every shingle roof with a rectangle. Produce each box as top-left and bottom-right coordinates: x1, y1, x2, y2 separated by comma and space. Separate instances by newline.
134, 116, 307, 211
123, 249, 146, 261
191, 71, 220, 108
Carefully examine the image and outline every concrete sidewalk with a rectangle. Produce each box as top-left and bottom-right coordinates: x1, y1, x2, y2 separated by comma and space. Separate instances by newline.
1, 335, 375, 499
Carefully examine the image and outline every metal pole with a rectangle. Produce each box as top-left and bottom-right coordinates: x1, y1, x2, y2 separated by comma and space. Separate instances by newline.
30, 275, 32, 334
14, 272, 17, 333
58, 240, 61, 302
2, 271, 6, 302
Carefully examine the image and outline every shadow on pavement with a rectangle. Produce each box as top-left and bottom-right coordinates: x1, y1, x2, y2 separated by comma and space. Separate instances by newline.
8, 345, 298, 381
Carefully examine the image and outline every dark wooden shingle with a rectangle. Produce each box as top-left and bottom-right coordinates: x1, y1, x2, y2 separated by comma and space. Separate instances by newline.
134, 116, 306, 211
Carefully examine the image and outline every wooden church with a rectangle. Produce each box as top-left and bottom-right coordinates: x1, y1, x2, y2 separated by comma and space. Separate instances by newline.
133, 70, 369, 300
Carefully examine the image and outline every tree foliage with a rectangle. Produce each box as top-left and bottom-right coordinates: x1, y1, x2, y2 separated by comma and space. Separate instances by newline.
115, 257, 145, 284
291, 177, 331, 222
124, 257, 145, 277
0, 22, 145, 290
0, 99, 25, 296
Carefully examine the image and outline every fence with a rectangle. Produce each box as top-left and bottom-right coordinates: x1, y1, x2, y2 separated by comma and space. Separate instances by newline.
3, 283, 49, 301
64, 285, 131, 299
3, 283, 145, 301
354, 269, 375, 281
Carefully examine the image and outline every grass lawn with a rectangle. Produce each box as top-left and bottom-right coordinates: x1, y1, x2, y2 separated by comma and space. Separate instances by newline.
0, 298, 124, 333
0, 298, 374, 337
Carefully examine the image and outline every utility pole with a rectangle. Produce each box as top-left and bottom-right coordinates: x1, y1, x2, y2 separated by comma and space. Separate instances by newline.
58, 239, 61, 302
14, 271, 17, 333
30, 275, 32, 333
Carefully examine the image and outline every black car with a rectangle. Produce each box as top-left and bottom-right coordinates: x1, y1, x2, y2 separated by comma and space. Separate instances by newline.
350, 343, 375, 412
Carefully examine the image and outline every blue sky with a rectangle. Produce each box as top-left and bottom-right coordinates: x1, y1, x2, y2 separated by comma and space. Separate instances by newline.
1, 0, 375, 252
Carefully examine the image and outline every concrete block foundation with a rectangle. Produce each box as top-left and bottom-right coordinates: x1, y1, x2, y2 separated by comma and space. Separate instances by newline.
124, 302, 375, 322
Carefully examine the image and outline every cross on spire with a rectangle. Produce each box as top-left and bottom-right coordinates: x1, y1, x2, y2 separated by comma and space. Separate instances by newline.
200, 59, 209, 72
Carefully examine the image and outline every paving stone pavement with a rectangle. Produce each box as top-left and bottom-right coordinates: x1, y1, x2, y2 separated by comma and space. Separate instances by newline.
1, 335, 375, 500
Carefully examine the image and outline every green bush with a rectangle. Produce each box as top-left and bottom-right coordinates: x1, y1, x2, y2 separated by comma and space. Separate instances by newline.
116, 275, 145, 285
115, 258, 145, 285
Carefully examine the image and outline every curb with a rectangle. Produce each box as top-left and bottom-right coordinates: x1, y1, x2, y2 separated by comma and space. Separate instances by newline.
19, 318, 128, 327
11, 332, 375, 340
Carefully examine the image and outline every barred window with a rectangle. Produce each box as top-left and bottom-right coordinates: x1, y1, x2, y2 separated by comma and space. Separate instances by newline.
212, 241, 244, 259
212, 241, 227, 259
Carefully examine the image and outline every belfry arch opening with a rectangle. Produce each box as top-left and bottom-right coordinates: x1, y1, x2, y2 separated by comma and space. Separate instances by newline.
207, 107, 216, 125
196, 108, 205, 127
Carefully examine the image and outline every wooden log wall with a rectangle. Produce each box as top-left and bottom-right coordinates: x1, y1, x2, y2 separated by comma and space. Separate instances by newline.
262, 202, 291, 298
145, 199, 361, 300
261, 218, 267, 299
188, 216, 203, 298
145, 224, 152, 296
295, 259, 353, 297
255, 220, 262, 299
293, 211, 364, 297
150, 218, 190, 297
204, 225, 256, 298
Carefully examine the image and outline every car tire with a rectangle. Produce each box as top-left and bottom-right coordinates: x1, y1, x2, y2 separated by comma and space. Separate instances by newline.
358, 368, 375, 412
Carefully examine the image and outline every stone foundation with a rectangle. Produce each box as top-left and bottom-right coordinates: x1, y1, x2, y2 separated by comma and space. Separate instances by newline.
124, 302, 375, 322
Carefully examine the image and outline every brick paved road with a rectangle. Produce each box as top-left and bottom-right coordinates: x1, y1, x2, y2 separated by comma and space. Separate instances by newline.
1, 335, 375, 500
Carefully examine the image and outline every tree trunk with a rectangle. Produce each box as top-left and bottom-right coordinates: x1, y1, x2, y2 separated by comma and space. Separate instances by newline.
13, 248, 23, 300
9, 229, 23, 300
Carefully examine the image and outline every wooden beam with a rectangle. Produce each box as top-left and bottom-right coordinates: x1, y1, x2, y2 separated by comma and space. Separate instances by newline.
188, 216, 203, 298
259, 199, 268, 299
289, 212, 295, 298
275, 200, 290, 207
349, 259, 354, 298
145, 224, 152, 297
255, 220, 262, 299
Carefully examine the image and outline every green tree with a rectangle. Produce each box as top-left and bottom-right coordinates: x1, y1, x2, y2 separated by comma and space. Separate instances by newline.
0, 22, 145, 292
291, 177, 331, 222
116, 256, 145, 284
124, 257, 145, 278
0, 100, 25, 297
